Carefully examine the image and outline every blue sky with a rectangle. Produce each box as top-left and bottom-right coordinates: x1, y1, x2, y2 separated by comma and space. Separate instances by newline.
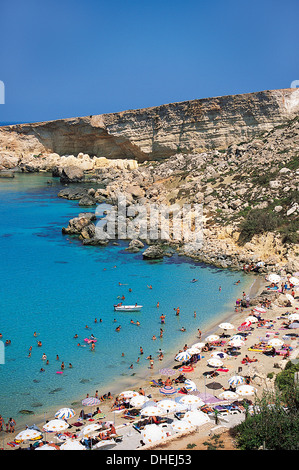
0, 0, 298, 123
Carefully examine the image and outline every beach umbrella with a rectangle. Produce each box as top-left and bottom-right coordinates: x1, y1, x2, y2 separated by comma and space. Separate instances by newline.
210, 351, 228, 360
141, 424, 167, 444
175, 351, 192, 362
118, 390, 139, 399
178, 395, 204, 407
35, 444, 59, 451
141, 400, 157, 409
205, 335, 220, 343
205, 381, 223, 390
186, 346, 201, 355
289, 322, 299, 329
43, 419, 69, 433
254, 307, 267, 314
159, 385, 177, 395
267, 273, 281, 283
170, 420, 195, 432
179, 365, 194, 373
78, 423, 102, 438
268, 338, 284, 347
60, 440, 86, 451
218, 322, 234, 331
289, 276, 299, 286
228, 375, 245, 386
140, 405, 164, 417
218, 391, 238, 400
288, 313, 299, 321
191, 342, 205, 350
236, 385, 257, 396
82, 397, 102, 407
228, 338, 245, 347
286, 294, 294, 303
207, 358, 224, 368
15, 429, 43, 442
159, 368, 176, 376
55, 408, 75, 420
130, 395, 149, 408
182, 410, 210, 427
245, 316, 259, 323
238, 320, 252, 331
157, 399, 177, 412
184, 379, 197, 391
230, 334, 245, 342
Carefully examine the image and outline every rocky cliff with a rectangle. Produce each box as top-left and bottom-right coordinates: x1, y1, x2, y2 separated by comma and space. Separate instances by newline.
1, 88, 299, 165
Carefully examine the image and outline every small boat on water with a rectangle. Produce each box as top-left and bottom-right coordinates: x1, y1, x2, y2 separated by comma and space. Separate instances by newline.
114, 304, 143, 312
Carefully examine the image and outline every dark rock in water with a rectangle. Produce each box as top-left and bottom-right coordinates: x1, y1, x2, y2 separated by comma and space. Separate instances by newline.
60, 166, 84, 184
0, 171, 14, 178
142, 245, 164, 260
19, 410, 34, 415
31, 402, 43, 408
49, 387, 63, 394
78, 195, 96, 206
58, 187, 87, 200
33, 379, 40, 383
79, 378, 90, 384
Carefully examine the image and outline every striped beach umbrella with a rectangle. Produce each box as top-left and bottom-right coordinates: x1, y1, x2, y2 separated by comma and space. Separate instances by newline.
184, 379, 197, 391
55, 408, 75, 420
175, 351, 192, 362
228, 375, 245, 387
159, 385, 177, 395
81, 397, 102, 407
179, 365, 194, 373
254, 307, 267, 314
238, 320, 251, 331
159, 368, 176, 376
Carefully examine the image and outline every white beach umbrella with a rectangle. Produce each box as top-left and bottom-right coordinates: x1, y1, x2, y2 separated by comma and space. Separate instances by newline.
254, 307, 267, 314
170, 419, 195, 432
130, 395, 149, 408
60, 440, 86, 451
230, 334, 244, 341
267, 273, 281, 283
228, 338, 245, 347
175, 351, 192, 362
157, 399, 177, 412
35, 444, 59, 451
43, 419, 69, 433
55, 408, 75, 420
15, 429, 43, 442
186, 346, 201, 355
210, 351, 228, 360
207, 358, 223, 368
286, 294, 294, 303
245, 316, 259, 323
191, 342, 205, 350
205, 335, 220, 343
289, 276, 299, 286
119, 390, 140, 399
78, 423, 102, 438
268, 338, 284, 348
182, 410, 210, 426
288, 313, 299, 321
184, 379, 197, 391
178, 395, 205, 407
218, 322, 235, 331
141, 424, 167, 444
228, 375, 245, 386
236, 385, 257, 396
140, 405, 164, 417
218, 391, 238, 400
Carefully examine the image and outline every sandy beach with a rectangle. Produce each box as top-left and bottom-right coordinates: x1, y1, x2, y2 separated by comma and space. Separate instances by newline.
1, 272, 298, 451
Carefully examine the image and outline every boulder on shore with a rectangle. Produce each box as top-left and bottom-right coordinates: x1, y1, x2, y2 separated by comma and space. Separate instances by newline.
60, 166, 84, 183
142, 245, 164, 260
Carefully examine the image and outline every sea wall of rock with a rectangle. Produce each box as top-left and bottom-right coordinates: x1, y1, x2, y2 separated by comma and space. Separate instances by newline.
1, 88, 299, 165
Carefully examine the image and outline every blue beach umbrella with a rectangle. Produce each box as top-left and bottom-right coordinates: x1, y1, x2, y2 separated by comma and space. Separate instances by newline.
228, 375, 245, 387
55, 408, 75, 420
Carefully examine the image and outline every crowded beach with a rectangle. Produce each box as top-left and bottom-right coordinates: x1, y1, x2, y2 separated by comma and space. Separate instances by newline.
1, 271, 298, 451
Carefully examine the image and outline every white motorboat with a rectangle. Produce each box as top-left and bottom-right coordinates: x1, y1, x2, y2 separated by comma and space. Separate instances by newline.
113, 304, 143, 312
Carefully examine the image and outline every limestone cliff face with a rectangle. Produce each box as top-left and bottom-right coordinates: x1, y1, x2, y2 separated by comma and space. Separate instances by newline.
1, 88, 299, 162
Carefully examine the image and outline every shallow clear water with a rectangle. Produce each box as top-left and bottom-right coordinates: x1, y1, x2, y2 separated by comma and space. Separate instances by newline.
0, 173, 252, 424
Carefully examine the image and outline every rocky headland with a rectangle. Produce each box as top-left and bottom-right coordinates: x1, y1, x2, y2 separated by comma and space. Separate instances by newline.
1, 88, 298, 275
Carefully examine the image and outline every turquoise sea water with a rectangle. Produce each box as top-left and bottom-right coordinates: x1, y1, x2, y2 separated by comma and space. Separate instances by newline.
0, 173, 252, 424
